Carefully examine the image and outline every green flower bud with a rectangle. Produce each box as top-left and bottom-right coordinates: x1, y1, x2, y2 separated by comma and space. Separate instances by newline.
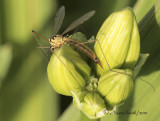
71, 77, 116, 119
47, 45, 91, 96
98, 69, 134, 107
94, 7, 140, 76
71, 77, 99, 110
71, 90, 88, 109
81, 92, 107, 119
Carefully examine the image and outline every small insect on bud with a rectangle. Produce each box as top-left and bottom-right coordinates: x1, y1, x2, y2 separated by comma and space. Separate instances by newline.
81, 92, 107, 119
69, 32, 89, 61
97, 69, 134, 107
94, 7, 140, 76
47, 45, 91, 96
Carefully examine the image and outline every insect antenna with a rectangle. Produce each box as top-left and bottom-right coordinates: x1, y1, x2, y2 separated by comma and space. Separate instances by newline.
32, 30, 49, 42
96, 39, 155, 91
32, 30, 50, 61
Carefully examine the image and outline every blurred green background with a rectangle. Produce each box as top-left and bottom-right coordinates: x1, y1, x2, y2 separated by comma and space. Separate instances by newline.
0, 0, 160, 121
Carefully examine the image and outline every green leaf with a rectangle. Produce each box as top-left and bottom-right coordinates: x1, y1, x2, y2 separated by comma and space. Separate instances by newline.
0, 51, 59, 121
57, 103, 80, 121
133, 0, 158, 22
10, 78, 59, 121
57, 103, 101, 121
2, 0, 56, 44
133, 54, 149, 77
81, 111, 100, 121
0, 44, 12, 88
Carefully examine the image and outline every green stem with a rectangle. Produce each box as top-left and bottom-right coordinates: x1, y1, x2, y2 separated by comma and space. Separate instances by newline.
81, 111, 100, 121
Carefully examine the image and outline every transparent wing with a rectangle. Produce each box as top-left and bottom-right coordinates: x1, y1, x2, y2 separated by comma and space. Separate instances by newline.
62, 10, 95, 35
53, 6, 65, 35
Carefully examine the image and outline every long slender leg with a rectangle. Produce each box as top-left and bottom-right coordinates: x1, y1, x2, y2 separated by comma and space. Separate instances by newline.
73, 39, 97, 45
36, 47, 49, 62
32, 30, 50, 61
79, 39, 97, 44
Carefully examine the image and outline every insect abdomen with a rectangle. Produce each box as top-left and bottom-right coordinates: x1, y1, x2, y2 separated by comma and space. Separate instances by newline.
66, 38, 103, 68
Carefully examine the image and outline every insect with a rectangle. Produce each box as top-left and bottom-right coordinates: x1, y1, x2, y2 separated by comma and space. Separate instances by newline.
32, 6, 103, 69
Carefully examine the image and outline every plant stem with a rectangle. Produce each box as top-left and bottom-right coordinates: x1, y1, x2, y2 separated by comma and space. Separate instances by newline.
81, 111, 100, 121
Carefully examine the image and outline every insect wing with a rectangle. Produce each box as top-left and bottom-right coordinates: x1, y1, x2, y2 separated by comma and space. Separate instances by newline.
62, 10, 95, 35
53, 6, 65, 35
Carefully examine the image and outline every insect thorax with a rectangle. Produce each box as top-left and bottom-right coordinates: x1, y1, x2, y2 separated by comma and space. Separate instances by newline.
49, 35, 67, 51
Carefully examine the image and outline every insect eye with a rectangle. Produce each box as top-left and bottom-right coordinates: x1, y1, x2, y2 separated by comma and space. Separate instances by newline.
49, 35, 56, 42
52, 35, 56, 40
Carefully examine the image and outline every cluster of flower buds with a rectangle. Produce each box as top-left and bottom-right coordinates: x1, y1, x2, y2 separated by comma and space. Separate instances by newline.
47, 7, 143, 119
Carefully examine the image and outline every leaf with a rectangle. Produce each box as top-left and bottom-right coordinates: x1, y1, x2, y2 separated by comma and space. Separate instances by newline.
133, 0, 158, 22
2, 0, 57, 44
11, 77, 59, 121
0, 44, 12, 88
133, 54, 149, 77
0, 0, 59, 121
57, 103, 80, 121
58, 104, 100, 121
0, 51, 59, 121
81, 111, 100, 121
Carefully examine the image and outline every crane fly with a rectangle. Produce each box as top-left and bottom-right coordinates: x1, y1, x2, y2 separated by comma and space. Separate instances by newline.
32, 6, 103, 69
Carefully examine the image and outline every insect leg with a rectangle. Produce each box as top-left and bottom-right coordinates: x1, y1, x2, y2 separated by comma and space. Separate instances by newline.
32, 30, 50, 61
36, 47, 49, 62
78, 39, 97, 44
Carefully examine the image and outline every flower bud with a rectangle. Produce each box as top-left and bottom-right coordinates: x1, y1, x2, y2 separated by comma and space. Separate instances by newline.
81, 92, 107, 119
97, 69, 134, 107
47, 45, 91, 96
94, 7, 140, 76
